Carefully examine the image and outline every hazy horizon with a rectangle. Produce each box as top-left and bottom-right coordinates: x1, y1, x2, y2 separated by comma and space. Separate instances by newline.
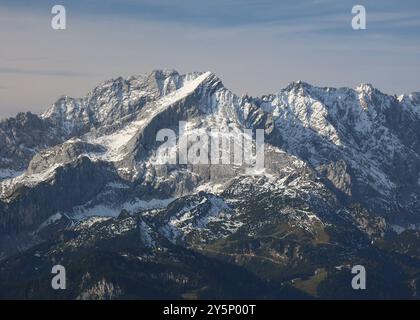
1, 0, 420, 119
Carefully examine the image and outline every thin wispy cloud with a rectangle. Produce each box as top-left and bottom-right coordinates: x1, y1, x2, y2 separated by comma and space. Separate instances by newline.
0, 67, 90, 77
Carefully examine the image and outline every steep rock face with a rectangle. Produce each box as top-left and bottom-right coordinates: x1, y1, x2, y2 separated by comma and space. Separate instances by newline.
0, 112, 65, 174
0, 157, 116, 234
0, 71, 216, 226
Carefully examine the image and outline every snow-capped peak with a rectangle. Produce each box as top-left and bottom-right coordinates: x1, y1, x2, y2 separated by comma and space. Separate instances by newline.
355, 83, 375, 93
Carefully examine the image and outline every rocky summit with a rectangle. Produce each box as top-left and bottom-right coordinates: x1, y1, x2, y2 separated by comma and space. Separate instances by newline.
1, 70, 420, 299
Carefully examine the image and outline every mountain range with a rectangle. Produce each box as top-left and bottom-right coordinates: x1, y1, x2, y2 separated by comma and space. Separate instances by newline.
1, 70, 420, 299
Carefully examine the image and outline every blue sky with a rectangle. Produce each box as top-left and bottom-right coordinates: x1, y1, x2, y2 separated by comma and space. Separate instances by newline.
1, 0, 420, 118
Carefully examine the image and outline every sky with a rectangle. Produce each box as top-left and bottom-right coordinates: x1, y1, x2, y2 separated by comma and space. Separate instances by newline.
0, 0, 420, 119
